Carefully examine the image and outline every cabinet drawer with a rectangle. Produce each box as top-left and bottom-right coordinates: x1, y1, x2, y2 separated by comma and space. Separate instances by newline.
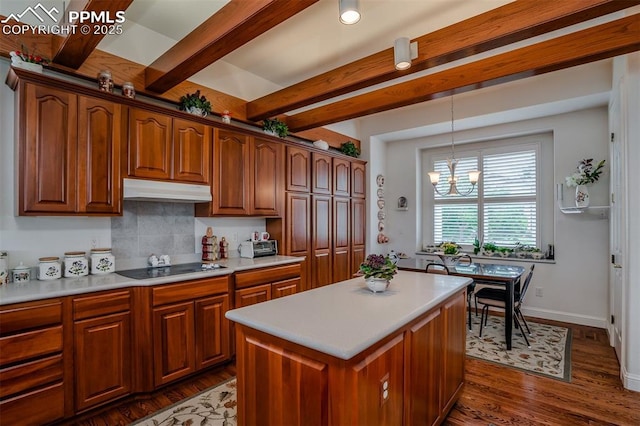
73, 289, 131, 320
235, 263, 301, 289
0, 300, 62, 336
0, 326, 63, 367
0, 382, 65, 425
0, 354, 63, 399
153, 276, 229, 306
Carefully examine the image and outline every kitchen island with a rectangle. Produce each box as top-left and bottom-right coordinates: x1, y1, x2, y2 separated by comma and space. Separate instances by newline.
226, 270, 471, 426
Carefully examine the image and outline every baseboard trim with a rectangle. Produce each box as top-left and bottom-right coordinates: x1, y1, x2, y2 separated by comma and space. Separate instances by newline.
622, 365, 640, 392
520, 306, 607, 329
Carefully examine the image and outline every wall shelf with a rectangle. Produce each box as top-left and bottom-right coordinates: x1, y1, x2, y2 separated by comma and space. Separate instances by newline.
557, 202, 609, 216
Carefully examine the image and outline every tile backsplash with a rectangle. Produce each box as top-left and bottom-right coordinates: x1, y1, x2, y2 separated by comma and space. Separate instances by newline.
111, 201, 198, 269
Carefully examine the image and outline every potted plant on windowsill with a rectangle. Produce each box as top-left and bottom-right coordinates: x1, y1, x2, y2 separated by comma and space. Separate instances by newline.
179, 90, 212, 117
262, 118, 289, 138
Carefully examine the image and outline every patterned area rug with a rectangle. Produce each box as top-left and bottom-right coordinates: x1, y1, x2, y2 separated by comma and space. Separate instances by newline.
131, 377, 237, 426
466, 314, 572, 382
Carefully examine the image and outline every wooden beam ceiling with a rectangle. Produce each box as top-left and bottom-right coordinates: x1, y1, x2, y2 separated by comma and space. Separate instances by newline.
246, 0, 638, 122
52, 0, 134, 69
144, 0, 318, 93
283, 14, 640, 132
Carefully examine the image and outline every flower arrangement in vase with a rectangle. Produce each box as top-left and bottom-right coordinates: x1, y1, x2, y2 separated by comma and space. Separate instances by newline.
179, 90, 212, 117
565, 158, 605, 208
359, 254, 398, 292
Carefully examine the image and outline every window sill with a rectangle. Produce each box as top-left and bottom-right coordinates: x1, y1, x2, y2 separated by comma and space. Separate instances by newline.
414, 251, 556, 264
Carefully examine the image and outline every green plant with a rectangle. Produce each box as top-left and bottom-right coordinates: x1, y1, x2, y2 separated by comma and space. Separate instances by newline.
179, 90, 211, 116
359, 254, 398, 281
440, 242, 460, 255
482, 242, 498, 252
340, 141, 360, 158
262, 118, 289, 138
565, 158, 605, 187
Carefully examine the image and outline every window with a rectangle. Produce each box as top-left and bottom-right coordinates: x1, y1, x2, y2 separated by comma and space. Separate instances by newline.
428, 137, 544, 249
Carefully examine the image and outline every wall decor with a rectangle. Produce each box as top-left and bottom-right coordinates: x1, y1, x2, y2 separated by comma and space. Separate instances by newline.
397, 196, 408, 211
376, 174, 388, 243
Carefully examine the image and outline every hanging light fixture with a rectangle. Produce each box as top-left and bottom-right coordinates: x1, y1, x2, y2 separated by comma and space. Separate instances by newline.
339, 0, 361, 25
427, 96, 481, 196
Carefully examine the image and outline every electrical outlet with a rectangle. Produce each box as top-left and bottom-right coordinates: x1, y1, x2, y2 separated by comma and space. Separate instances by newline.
535, 287, 543, 297
380, 373, 389, 405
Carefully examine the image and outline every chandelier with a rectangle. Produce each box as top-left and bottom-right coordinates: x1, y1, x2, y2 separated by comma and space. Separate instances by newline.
427, 96, 481, 196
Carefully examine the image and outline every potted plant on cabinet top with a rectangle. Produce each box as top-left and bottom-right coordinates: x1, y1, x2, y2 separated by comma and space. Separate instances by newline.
340, 140, 360, 158
179, 90, 212, 117
262, 118, 289, 138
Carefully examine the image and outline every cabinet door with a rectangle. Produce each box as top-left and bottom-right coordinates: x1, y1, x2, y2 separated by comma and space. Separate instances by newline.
272, 277, 300, 299
214, 129, 250, 215
286, 146, 310, 192
407, 309, 443, 426
312, 195, 332, 288
351, 198, 366, 276
441, 292, 466, 413
333, 197, 351, 283
21, 83, 77, 214
235, 284, 271, 308
152, 302, 195, 386
286, 192, 311, 257
74, 312, 131, 411
351, 162, 366, 198
77, 96, 121, 214
173, 118, 211, 184
333, 158, 351, 197
311, 152, 332, 194
128, 108, 172, 180
251, 137, 284, 216
195, 295, 230, 370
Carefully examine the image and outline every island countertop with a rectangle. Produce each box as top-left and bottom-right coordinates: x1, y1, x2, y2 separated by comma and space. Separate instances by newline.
225, 270, 471, 360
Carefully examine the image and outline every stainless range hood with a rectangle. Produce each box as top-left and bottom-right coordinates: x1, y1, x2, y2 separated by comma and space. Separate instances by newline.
123, 178, 212, 203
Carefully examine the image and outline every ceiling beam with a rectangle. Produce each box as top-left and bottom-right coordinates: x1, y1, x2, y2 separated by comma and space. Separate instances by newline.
246, 0, 639, 121
52, 0, 134, 69
284, 15, 640, 132
144, 0, 318, 93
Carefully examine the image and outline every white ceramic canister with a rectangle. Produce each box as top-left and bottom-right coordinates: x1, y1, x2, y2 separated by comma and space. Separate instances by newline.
0, 251, 8, 285
38, 257, 62, 280
12, 262, 31, 283
90, 248, 115, 275
64, 251, 89, 277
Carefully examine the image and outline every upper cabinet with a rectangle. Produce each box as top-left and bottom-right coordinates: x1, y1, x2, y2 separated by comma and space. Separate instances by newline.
196, 130, 283, 217
18, 82, 121, 215
351, 161, 366, 198
311, 152, 332, 195
127, 108, 211, 184
286, 146, 311, 192
333, 158, 351, 197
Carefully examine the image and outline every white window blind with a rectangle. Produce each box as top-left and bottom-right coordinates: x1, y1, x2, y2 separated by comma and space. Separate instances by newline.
432, 147, 538, 247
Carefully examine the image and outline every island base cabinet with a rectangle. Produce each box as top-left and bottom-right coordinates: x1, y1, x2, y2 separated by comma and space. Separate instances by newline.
233, 290, 466, 426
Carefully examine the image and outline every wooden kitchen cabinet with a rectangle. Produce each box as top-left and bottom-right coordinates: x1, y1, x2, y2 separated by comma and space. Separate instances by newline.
151, 276, 230, 387
351, 198, 366, 276
333, 158, 351, 197
311, 152, 332, 194
351, 161, 366, 198
312, 195, 333, 288
197, 130, 283, 216
333, 197, 351, 283
16, 82, 121, 215
0, 299, 66, 426
233, 263, 302, 308
441, 291, 466, 414
286, 145, 311, 192
72, 290, 132, 412
173, 118, 211, 184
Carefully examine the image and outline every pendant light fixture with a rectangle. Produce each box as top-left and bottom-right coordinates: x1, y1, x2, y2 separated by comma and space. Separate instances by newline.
427, 96, 481, 196
339, 0, 361, 25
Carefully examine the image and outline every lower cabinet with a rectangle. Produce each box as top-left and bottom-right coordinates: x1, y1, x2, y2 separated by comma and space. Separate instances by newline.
73, 290, 132, 412
233, 263, 301, 308
151, 276, 231, 387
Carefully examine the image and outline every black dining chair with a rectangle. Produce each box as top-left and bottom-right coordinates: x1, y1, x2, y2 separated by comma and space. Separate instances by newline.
456, 254, 476, 331
475, 264, 535, 347
426, 259, 475, 331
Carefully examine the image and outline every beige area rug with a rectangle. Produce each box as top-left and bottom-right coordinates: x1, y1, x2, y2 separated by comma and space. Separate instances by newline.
131, 377, 237, 426
466, 314, 572, 382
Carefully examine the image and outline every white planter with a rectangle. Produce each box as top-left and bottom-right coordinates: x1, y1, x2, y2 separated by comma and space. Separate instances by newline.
365, 277, 390, 293
575, 184, 590, 208
187, 107, 207, 117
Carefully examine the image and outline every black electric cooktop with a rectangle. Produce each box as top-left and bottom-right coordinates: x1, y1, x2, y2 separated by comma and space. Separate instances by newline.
116, 262, 225, 280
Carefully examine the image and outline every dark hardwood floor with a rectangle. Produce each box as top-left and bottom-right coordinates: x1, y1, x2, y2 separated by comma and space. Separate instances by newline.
66, 317, 640, 426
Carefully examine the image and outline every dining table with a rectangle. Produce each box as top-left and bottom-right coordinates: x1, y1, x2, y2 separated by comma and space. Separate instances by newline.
396, 257, 525, 350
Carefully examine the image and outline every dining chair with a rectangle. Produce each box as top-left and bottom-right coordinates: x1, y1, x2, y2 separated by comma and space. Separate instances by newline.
456, 254, 476, 331
475, 264, 535, 347
426, 261, 475, 331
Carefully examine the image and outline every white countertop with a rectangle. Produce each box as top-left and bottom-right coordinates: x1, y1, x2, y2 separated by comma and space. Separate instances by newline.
0, 255, 303, 306
225, 270, 471, 360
